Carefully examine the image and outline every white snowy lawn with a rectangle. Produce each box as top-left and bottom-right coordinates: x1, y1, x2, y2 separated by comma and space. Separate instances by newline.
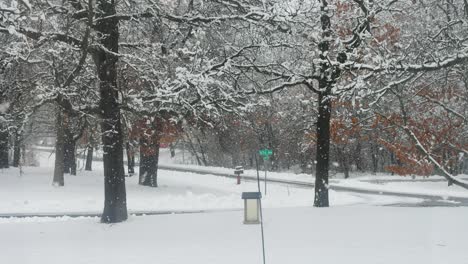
1, 149, 468, 263
0, 161, 421, 214
1, 206, 468, 264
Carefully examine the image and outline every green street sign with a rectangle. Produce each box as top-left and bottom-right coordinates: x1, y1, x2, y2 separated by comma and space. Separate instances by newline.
259, 149, 273, 157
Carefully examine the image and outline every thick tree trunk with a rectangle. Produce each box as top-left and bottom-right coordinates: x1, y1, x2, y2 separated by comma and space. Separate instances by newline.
53, 109, 65, 186
13, 131, 21, 167
313, 0, 334, 207
0, 128, 8, 169
314, 91, 331, 207
85, 145, 93, 171
95, 1, 127, 223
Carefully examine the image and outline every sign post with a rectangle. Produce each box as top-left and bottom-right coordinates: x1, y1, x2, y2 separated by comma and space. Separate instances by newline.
258, 149, 273, 196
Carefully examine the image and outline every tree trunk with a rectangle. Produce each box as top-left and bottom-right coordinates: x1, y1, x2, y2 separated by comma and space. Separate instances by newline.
336, 146, 350, 179
63, 121, 77, 175
314, 90, 331, 207
169, 143, 176, 158
126, 142, 135, 175
371, 144, 378, 174
139, 135, 160, 187
13, 131, 21, 167
139, 138, 147, 184
0, 128, 8, 169
95, 1, 127, 223
186, 135, 202, 165
196, 135, 208, 166
53, 108, 65, 186
70, 142, 76, 175
314, 0, 334, 207
141, 142, 160, 187
354, 141, 363, 171
342, 154, 350, 179
63, 116, 70, 174
85, 145, 93, 171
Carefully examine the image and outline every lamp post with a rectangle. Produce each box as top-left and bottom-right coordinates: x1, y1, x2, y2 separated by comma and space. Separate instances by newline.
241, 192, 262, 224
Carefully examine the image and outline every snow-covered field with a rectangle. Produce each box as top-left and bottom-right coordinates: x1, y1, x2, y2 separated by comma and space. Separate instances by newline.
1, 149, 468, 264
0, 151, 422, 215
31, 146, 468, 200
1, 207, 468, 264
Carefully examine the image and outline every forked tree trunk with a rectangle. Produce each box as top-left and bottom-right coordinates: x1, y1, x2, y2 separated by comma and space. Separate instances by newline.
53, 108, 65, 186
95, 0, 127, 223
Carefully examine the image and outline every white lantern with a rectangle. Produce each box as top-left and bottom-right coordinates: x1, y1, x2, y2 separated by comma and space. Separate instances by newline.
242, 192, 262, 224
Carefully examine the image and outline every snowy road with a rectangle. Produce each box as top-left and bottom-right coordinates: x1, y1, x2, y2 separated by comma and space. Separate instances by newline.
157, 166, 468, 207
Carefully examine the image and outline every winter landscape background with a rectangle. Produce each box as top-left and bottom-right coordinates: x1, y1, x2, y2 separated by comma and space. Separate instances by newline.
1, 0, 468, 263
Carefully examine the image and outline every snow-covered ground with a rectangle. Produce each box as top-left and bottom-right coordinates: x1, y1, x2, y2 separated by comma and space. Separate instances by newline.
1, 207, 467, 264
1, 147, 466, 216
1, 148, 468, 264
0, 151, 422, 215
